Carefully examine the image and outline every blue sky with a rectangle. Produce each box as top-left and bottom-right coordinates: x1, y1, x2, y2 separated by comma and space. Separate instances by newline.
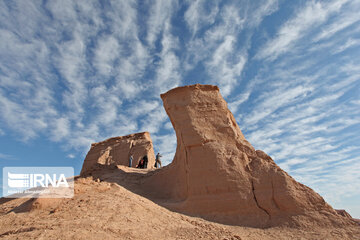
0, 0, 359, 218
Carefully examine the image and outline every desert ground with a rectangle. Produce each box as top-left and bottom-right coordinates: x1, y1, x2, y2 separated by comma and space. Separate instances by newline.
0, 167, 359, 240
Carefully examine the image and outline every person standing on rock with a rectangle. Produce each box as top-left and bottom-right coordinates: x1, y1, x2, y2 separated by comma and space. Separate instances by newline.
154, 153, 162, 168
136, 158, 145, 168
129, 155, 133, 167
143, 155, 148, 168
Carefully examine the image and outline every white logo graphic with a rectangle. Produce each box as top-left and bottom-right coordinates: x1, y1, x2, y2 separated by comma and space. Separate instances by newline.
8, 172, 69, 188
3, 167, 74, 198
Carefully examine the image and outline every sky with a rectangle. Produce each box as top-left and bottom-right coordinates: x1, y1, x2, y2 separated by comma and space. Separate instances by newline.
0, 0, 359, 217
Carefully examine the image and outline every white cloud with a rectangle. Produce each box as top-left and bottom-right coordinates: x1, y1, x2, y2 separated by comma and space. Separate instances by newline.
67, 135, 95, 153
228, 92, 251, 113
67, 154, 75, 159
184, 2, 246, 70
106, 2, 150, 98
332, 38, 360, 54
278, 157, 308, 172
206, 4, 244, 43
0, 90, 48, 140
0, 9, 59, 141
111, 118, 138, 138
350, 99, 360, 105
313, 2, 360, 42
185, 4, 248, 96
153, 21, 181, 94
140, 108, 168, 134
155, 51, 180, 91
51, 117, 71, 142
94, 35, 120, 76
45, 0, 77, 24
146, 0, 177, 47
248, 0, 279, 27
207, 35, 247, 96
256, 0, 349, 60
130, 101, 160, 118
184, 0, 219, 36
106, 0, 138, 39
244, 85, 313, 126
56, 33, 88, 120
103, 1, 150, 99
0, 1, 49, 40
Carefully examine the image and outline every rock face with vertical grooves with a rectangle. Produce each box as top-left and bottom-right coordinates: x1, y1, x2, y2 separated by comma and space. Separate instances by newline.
81, 132, 155, 176
142, 84, 348, 228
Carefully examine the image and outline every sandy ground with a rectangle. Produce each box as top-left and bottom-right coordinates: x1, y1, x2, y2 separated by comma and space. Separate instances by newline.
0, 168, 359, 240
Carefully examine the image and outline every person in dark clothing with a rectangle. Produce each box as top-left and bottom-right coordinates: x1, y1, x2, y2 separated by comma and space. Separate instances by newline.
136, 159, 145, 168
136, 156, 148, 169
143, 155, 148, 168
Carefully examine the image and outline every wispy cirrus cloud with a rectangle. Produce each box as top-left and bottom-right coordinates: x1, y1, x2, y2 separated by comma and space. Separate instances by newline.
206, 35, 247, 96
0, 1, 144, 150
256, 0, 350, 61
313, 1, 360, 42
93, 35, 120, 76
184, 0, 281, 96
146, 0, 178, 47
332, 37, 360, 54
153, 21, 181, 94
247, 0, 279, 27
185, 3, 247, 95
184, 0, 219, 36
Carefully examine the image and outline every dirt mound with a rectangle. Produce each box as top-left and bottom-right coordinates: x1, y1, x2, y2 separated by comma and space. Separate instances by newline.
81, 132, 155, 175
1, 176, 359, 239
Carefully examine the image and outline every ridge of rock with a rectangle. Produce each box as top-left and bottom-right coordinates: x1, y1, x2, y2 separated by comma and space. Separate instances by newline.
81, 132, 155, 176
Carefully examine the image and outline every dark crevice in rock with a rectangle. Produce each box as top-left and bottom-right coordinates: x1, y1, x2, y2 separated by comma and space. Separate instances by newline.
180, 132, 190, 199
251, 179, 271, 220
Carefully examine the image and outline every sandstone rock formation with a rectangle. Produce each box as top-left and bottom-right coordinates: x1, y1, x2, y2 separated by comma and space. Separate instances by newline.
81, 132, 155, 176
78, 84, 355, 229
139, 84, 352, 228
